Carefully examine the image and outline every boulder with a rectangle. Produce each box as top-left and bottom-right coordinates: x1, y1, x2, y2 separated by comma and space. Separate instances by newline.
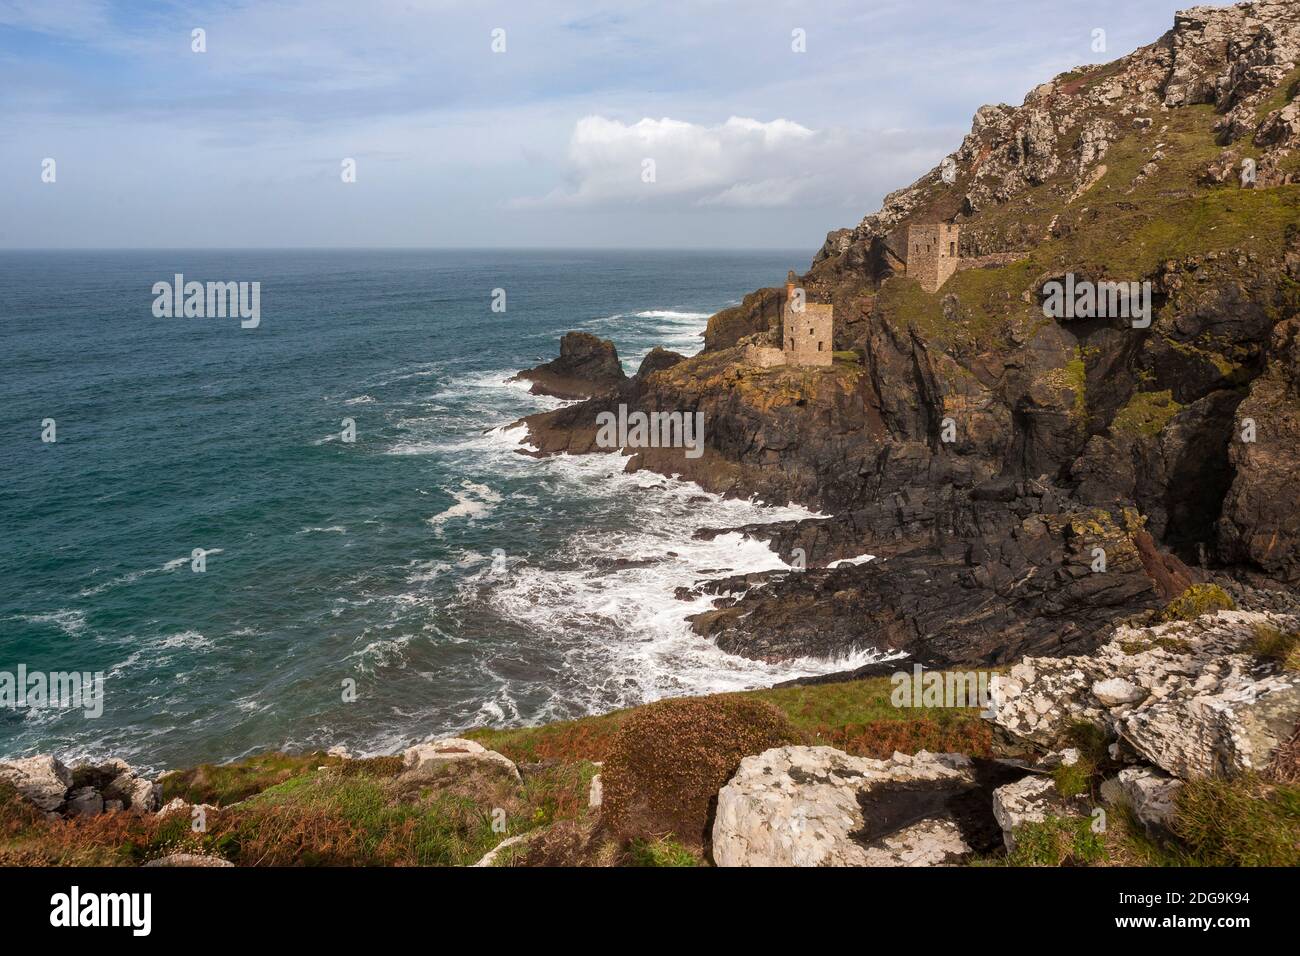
64, 786, 104, 818
401, 737, 521, 783
1092, 677, 1146, 707
991, 775, 1092, 852
103, 771, 162, 814
0, 755, 71, 812
1101, 767, 1183, 831
588, 773, 602, 809
986, 610, 1300, 779
712, 746, 1025, 867
1120, 670, 1300, 779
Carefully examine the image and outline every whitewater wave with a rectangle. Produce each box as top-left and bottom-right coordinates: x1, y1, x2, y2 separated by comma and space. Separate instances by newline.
79, 550, 224, 597
11, 609, 88, 638
427, 480, 502, 533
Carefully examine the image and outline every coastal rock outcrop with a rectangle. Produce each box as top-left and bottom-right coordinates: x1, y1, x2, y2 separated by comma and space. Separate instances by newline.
712, 747, 1024, 866
0, 755, 72, 813
986, 609, 1300, 779
0, 755, 164, 817
515, 2, 1300, 674
512, 331, 627, 400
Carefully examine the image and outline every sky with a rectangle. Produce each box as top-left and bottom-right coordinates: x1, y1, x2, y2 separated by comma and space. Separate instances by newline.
0, 0, 1196, 250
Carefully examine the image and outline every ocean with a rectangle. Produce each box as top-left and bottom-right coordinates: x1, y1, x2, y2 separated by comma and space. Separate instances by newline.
0, 249, 879, 770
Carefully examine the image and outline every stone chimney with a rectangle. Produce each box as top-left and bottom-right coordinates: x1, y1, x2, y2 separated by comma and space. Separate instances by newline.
786, 269, 798, 298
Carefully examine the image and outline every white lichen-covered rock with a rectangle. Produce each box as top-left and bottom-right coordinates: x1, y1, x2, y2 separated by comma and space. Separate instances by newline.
1092, 677, 1146, 707
472, 833, 534, 868
1101, 767, 1183, 831
401, 737, 521, 782
588, 773, 602, 809
986, 610, 1300, 779
991, 775, 1091, 852
104, 772, 162, 813
712, 747, 1016, 867
0, 755, 71, 812
1120, 670, 1300, 778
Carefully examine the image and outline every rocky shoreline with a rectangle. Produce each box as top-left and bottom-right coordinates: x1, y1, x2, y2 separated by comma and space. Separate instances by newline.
3, 0, 1299, 868
3, 607, 1295, 866
511, 0, 1300, 677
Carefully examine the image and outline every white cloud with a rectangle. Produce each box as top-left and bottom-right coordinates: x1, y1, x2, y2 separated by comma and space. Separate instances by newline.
515, 115, 824, 208
513, 113, 951, 212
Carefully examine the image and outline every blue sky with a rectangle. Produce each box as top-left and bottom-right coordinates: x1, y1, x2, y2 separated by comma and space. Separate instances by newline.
0, 0, 1193, 249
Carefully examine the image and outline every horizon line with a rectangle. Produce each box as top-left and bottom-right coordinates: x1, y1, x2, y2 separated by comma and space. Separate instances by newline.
0, 245, 822, 254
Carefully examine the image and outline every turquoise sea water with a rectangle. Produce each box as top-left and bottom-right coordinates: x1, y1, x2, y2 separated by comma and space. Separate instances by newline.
0, 249, 876, 769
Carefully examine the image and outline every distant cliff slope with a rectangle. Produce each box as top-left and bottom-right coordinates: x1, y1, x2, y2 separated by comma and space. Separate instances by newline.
521, 1, 1300, 669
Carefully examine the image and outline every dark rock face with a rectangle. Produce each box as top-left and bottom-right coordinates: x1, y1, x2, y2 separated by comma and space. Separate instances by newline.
635, 346, 687, 379
512, 1, 1300, 671
688, 512, 1173, 667
1218, 314, 1300, 584
512, 331, 627, 400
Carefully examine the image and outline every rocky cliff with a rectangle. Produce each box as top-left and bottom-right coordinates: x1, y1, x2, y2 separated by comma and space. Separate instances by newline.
519, 1, 1300, 670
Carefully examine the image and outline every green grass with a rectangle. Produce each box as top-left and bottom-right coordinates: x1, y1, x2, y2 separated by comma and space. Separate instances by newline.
467, 675, 993, 763
627, 837, 704, 867
1110, 389, 1183, 438
1052, 721, 1111, 798
1005, 816, 1108, 866
161, 751, 342, 807
1169, 775, 1300, 866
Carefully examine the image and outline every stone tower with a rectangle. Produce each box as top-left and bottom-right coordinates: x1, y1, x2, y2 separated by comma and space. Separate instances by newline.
906, 223, 960, 293
782, 270, 834, 367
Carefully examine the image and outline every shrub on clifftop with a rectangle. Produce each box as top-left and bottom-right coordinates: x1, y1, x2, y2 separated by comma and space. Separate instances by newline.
600, 696, 800, 849
1156, 583, 1235, 623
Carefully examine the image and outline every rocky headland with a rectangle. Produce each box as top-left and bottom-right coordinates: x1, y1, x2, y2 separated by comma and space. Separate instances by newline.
516, 0, 1300, 674
3, 0, 1299, 869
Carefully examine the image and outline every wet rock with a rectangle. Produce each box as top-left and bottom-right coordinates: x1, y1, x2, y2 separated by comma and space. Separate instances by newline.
511, 331, 627, 400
